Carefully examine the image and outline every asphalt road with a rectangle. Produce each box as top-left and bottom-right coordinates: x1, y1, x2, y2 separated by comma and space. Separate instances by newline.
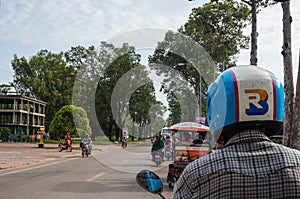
0, 142, 173, 199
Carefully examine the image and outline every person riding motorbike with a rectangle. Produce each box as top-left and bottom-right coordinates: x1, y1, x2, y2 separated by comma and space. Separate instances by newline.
82, 134, 92, 154
164, 135, 172, 159
122, 136, 127, 148
64, 133, 72, 149
171, 65, 300, 198
164, 135, 172, 148
151, 135, 164, 161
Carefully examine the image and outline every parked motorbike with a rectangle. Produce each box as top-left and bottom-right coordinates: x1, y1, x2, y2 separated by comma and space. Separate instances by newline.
136, 170, 165, 199
58, 139, 72, 152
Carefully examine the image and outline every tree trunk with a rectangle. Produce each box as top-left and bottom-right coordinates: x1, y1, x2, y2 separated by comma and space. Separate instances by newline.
108, 115, 114, 141
131, 119, 135, 141
281, 1, 297, 149
138, 125, 142, 140
293, 51, 300, 148
250, 0, 258, 65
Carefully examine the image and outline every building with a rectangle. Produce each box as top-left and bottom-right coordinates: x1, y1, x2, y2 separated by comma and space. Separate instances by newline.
0, 94, 46, 135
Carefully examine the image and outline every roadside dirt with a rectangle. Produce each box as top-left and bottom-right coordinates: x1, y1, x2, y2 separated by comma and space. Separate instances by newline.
0, 142, 81, 170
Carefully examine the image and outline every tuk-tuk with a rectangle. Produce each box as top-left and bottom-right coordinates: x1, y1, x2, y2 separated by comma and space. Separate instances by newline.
166, 122, 212, 188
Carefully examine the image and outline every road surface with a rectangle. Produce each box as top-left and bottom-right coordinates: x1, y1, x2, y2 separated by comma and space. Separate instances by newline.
0, 142, 174, 199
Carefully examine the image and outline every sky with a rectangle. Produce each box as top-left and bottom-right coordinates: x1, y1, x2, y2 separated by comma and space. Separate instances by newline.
0, 0, 300, 86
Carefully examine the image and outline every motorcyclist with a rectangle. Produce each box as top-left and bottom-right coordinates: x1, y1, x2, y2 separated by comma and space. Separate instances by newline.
164, 135, 172, 158
82, 134, 92, 154
172, 65, 300, 198
151, 135, 164, 161
164, 135, 172, 148
122, 136, 127, 149
64, 133, 72, 149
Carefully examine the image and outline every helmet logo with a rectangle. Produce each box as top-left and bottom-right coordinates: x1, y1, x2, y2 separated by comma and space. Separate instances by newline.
244, 89, 269, 115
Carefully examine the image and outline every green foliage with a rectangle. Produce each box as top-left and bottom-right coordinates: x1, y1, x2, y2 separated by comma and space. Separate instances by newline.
149, 31, 208, 124
0, 127, 12, 141
11, 41, 163, 142
48, 105, 91, 139
20, 135, 31, 142
149, 1, 251, 125
181, 0, 251, 69
167, 93, 182, 126
240, 0, 277, 11
11, 50, 77, 128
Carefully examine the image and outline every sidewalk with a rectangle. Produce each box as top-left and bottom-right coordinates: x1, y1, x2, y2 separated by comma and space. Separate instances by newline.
0, 142, 118, 170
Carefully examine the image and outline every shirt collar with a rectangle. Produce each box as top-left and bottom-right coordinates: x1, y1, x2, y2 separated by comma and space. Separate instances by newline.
222, 129, 272, 148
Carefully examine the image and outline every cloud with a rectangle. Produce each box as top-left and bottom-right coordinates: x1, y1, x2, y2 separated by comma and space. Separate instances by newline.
0, 0, 199, 48
0, 0, 299, 85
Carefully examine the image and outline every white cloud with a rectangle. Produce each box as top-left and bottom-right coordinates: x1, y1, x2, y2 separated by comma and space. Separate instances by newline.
0, 0, 299, 85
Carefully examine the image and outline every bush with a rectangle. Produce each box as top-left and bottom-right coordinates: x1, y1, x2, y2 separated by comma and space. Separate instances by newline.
0, 131, 11, 141
20, 135, 31, 142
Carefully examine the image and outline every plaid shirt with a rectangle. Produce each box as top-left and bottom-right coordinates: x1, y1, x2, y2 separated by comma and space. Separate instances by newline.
171, 129, 300, 199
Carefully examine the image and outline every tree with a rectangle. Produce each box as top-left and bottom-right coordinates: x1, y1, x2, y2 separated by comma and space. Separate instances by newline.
129, 84, 161, 140
11, 50, 77, 128
48, 105, 91, 139
275, 0, 300, 149
95, 43, 143, 141
183, 0, 250, 70
149, 30, 215, 122
150, 1, 250, 123
166, 93, 181, 126
72, 42, 114, 139
238, 0, 277, 65
0, 127, 12, 141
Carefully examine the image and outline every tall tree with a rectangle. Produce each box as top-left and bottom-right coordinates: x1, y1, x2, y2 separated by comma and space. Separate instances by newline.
239, 0, 277, 65
149, 31, 211, 121
275, 0, 300, 149
150, 1, 250, 123
183, 0, 250, 70
72, 42, 113, 139
87, 43, 155, 141
11, 50, 76, 128
166, 92, 181, 126
129, 84, 160, 140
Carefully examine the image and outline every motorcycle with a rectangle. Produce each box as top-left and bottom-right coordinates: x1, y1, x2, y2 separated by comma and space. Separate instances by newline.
164, 146, 172, 161
58, 139, 72, 152
153, 150, 163, 167
122, 139, 127, 149
136, 170, 165, 199
81, 142, 91, 158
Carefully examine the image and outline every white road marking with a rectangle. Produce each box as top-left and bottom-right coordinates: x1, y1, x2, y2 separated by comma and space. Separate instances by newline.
122, 159, 129, 163
86, 172, 105, 182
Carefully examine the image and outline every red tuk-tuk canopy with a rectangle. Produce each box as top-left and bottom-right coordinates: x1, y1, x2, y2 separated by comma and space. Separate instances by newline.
168, 122, 210, 132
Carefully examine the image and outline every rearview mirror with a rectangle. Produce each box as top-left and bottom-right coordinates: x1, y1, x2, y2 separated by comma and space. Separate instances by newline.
136, 170, 165, 198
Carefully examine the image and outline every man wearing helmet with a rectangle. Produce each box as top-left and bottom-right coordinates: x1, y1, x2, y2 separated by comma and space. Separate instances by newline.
83, 134, 92, 154
171, 65, 300, 198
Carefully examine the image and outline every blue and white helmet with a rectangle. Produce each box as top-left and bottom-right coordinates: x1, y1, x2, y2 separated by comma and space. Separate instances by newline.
207, 65, 284, 137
